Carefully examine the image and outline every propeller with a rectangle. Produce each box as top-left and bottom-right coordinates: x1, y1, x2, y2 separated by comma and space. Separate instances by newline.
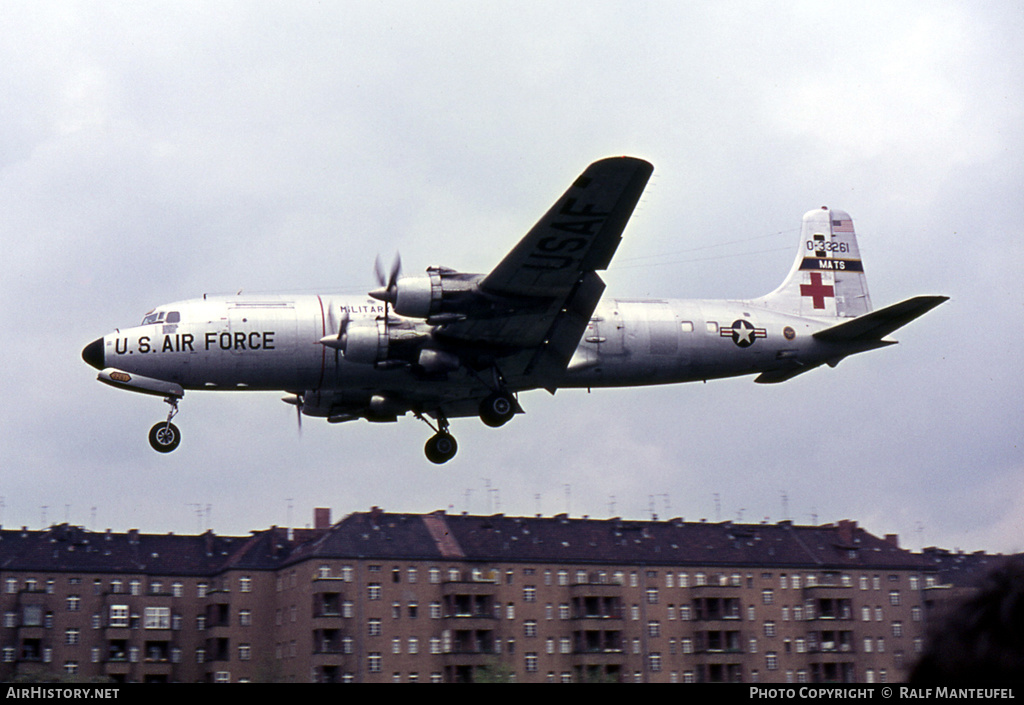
370, 253, 402, 315
320, 309, 349, 361
282, 394, 303, 436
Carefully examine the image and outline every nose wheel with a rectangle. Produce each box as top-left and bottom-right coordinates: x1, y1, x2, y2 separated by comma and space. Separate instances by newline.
148, 396, 183, 453
416, 411, 458, 464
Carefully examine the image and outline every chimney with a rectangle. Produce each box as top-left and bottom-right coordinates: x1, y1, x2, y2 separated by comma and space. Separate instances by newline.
314, 507, 331, 530
884, 533, 899, 548
837, 520, 856, 545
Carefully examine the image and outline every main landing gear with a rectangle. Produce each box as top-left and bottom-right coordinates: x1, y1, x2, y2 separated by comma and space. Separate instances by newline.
479, 390, 516, 428
148, 396, 182, 453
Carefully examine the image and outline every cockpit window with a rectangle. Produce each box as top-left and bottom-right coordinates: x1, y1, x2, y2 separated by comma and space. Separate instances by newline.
141, 311, 180, 325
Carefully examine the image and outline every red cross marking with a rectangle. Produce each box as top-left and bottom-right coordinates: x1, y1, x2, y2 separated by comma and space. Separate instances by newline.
800, 272, 835, 309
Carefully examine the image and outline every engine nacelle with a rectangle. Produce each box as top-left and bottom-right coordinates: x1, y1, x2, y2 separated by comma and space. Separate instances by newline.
339, 319, 388, 365
378, 268, 485, 319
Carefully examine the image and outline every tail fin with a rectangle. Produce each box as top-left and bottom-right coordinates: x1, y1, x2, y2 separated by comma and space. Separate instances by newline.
756, 207, 872, 318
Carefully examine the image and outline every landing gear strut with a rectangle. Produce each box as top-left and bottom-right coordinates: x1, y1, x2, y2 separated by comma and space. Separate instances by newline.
417, 411, 458, 464
148, 396, 182, 453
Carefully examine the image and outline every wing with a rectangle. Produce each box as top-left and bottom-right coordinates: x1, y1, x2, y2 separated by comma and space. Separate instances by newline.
437, 156, 653, 378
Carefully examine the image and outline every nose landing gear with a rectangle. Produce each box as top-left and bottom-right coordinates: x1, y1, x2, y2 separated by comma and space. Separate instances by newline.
416, 411, 458, 464
148, 396, 182, 453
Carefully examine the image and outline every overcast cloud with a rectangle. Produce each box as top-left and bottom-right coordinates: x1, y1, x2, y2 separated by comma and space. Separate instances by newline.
1, 1, 1021, 554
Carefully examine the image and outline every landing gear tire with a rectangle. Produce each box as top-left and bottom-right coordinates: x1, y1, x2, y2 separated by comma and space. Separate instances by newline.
479, 392, 516, 428
148, 422, 181, 453
424, 433, 458, 464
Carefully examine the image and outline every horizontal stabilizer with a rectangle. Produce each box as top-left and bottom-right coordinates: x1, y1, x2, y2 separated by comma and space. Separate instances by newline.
812, 296, 948, 344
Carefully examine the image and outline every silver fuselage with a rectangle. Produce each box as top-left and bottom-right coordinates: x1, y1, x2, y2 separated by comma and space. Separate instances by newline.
94, 293, 840, 410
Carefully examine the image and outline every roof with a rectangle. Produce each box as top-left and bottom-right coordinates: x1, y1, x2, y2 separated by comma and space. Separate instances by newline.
0, 511, 936, 575
282, 509, 930, 572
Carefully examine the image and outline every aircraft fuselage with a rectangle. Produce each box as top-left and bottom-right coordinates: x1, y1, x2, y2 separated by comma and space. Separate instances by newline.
88, 293, 841, 400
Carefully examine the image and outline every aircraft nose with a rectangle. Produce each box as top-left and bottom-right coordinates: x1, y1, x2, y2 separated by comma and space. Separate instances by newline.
81, 338, 105, 370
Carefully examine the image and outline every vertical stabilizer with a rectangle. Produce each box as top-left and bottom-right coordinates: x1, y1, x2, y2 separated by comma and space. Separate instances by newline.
755, 207, 872, 318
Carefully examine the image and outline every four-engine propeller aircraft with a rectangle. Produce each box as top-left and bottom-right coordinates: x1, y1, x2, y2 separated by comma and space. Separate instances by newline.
82, 157, 946, 463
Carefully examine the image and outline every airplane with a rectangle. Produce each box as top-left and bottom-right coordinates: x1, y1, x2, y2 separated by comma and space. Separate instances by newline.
81, 156, 947, 463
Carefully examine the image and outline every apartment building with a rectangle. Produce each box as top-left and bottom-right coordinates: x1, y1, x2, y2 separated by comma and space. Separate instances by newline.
0, 508, 934, 683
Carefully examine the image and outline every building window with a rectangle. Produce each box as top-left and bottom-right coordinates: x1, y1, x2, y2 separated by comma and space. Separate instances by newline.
239, 576, 252, 593
766, 652, 778, 670
889, 591, 901, 606
893, 621, 903, 637
762, 589, 774, 605
239, 609, 252, 626
368, 583, 382, 600
66, 595, 80, 612
368, 653, 382, 673
368, 619, 382, 636
649, 653, 662, 672
109, 605, 129, 629
144, 607, 170, 630
525, 620, 537, 637
238, 644, 250, 661
65, 629, 80, 645
523, 586, 536, 602
646, 588, 659, 604
525, 653, 538, 673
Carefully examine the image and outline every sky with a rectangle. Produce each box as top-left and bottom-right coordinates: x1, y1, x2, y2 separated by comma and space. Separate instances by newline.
1, 1, 1021, 555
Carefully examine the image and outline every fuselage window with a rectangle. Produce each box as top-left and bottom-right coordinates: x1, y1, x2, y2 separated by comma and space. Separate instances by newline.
706, 322, 718, 334
680, 321, 694, 333
141, 312, 166, 326
166, 311, 180, 324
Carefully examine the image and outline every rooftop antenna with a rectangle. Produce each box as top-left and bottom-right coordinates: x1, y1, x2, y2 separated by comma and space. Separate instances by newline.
464, 488, 473, 513
781, 491, 789, 521
810, 507, 818, 525
564, 485, 571, 516
41, 505, 48, 528
90, 506, 96, 529
482, 478, 492, 513
534, 493, 542, 517
608, 495, 616, 517
713, 493, 721, 522
736, 508, 745, 522
65, 504, 71, 524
